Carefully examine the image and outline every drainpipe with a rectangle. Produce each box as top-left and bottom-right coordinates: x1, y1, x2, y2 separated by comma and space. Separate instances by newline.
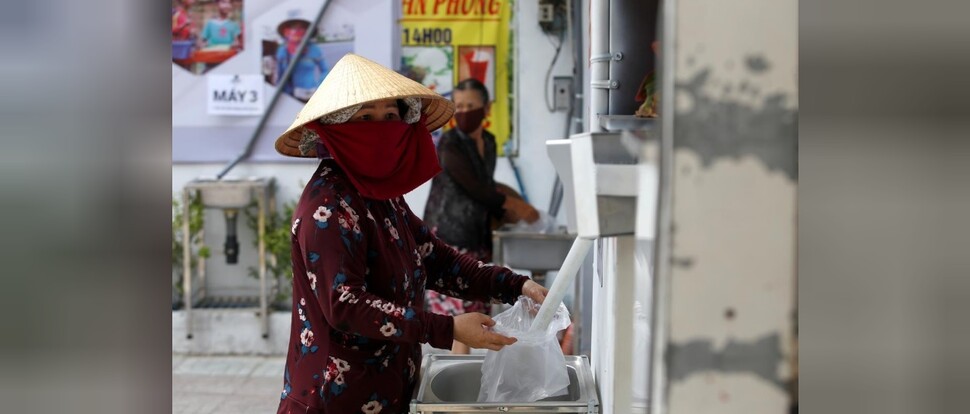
216, 0, 333, 180
589, 0, 610, 132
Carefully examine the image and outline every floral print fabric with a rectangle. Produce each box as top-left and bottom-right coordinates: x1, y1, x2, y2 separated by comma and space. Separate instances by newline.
278, 160, 529, 414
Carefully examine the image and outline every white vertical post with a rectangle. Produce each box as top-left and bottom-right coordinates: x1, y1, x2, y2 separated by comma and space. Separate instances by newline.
589, 0, 613, 412
592, 238, 614, 413
197, 226, 206, 299
257, 186, 269, 338
613, 235, 637, 413
649, 0, 676, 411
182, 188, 193, 339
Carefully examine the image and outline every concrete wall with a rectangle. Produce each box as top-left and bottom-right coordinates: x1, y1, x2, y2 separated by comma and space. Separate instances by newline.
655, 0, 799, 412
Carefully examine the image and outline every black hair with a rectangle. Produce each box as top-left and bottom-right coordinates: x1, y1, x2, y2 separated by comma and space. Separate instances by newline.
396, 99, 409, 116
455, 78, 489, 105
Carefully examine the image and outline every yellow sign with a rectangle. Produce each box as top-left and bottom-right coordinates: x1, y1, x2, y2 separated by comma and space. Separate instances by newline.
400, 0, 512, 154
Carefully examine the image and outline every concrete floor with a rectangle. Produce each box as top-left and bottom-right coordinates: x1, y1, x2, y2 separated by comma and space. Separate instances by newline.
173, 355, 285, 414
172, 346, 479, 414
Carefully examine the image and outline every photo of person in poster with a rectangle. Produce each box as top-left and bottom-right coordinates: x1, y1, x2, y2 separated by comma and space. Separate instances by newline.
198, 0, 242, 50
171, 0, 244, 75
172, 0, 195, 41
260, 11, 353, 103
274, 18, 327, 101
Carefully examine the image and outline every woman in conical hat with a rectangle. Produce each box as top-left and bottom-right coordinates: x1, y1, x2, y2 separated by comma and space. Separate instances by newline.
274, 54, 548, 414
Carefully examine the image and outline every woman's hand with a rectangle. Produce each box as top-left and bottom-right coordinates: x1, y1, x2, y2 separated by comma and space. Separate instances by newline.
502, 197, 540, 224
453, 313, 517, 351
521, 279, 549, 304
518, 202, 540, 224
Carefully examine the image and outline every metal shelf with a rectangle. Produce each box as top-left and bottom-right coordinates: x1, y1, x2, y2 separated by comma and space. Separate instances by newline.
598, 114, 658, 132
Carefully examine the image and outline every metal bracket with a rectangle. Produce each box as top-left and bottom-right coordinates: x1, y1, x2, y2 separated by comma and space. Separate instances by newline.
590, 80, 620, 90
589, 52, 624, 63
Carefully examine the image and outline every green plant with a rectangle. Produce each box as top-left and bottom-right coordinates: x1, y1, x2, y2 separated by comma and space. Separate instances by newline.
242, 189, 297, 307
172, 191, 210, 299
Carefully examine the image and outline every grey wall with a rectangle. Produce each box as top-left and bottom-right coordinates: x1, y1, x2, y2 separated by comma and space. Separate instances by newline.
655, 0, 798, 412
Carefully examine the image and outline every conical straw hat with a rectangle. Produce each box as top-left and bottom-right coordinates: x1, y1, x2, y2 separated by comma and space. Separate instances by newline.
275, 53, 455, 157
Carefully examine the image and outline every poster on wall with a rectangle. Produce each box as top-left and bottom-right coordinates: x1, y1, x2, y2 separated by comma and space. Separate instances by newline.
172, 0, 246, 75
173, 0, 404, 163
258, 9, 355, 103
401, 46, 453, 99
457, 45, 495, 96
399, 0, 512, 154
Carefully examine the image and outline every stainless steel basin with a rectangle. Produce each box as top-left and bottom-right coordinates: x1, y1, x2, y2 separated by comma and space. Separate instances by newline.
492, 227, 577, 273
411, 355, 599, 413
186, 177, 271, 209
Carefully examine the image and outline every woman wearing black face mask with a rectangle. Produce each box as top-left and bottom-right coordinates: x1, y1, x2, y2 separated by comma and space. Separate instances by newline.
423, 78, 540, 354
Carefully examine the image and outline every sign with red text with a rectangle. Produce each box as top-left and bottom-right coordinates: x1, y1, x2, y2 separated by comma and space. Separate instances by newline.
399, 0, 512, 154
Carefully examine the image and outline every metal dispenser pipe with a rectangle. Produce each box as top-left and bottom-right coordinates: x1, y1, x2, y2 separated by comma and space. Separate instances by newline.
529, 237, 594, 333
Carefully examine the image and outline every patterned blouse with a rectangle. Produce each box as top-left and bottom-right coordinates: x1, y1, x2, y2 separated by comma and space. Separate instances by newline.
277, 160, 529, 414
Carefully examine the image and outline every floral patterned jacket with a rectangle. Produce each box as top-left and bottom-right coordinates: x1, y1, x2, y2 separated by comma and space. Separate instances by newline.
278, 160, 529, 414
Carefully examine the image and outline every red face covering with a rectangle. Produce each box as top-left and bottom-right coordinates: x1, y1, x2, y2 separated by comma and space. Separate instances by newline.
303, 119, 442, 200
454, 107, 486, 134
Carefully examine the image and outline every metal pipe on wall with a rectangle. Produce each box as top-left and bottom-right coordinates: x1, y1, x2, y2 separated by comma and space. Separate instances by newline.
589, 0, 610, 132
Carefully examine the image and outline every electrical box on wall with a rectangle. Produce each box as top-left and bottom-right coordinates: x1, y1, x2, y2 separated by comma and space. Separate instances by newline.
538, 0, 565, 33
553, 76, 572, 111
539, 3, 555, 23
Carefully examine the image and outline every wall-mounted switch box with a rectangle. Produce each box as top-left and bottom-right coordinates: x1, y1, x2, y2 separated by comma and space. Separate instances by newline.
539, 4, 555, 23
539, 0, 565, 33
554, 76, 572, 111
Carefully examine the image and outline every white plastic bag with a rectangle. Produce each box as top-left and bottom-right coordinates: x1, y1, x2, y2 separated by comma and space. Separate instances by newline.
478, 296, 571, 402
512, 210, 556, 234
